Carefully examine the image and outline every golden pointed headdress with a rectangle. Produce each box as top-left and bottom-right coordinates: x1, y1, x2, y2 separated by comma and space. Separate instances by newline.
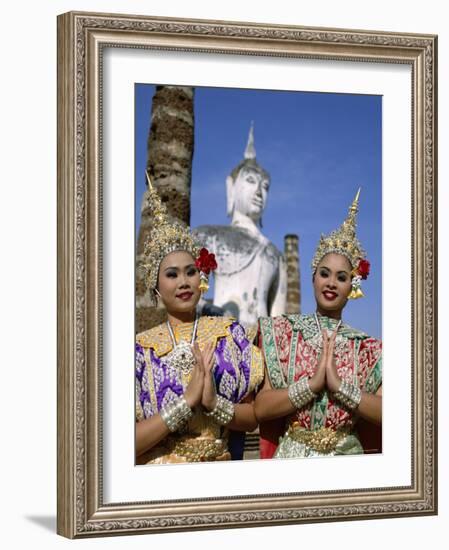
311, 188, 366, 273
142, 172, 200, 291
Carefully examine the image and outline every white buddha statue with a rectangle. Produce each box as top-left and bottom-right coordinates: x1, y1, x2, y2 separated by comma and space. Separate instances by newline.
194, 124, 287, 327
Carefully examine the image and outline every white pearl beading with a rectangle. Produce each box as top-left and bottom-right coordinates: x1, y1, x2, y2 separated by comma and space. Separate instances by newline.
334, 379, 362, 410
160, 395, 193, 432
205, 395, 235, 426
288, 377, 317, 410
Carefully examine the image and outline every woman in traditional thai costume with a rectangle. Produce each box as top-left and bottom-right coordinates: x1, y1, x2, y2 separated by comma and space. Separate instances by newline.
135, 175, 263, 464
255, 190, 382, 459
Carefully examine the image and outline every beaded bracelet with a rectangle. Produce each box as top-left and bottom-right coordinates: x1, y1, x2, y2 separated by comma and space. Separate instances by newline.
334, 379, 362, 410
288, 377, 317, 410
204, 395, 235, 426
160, 395, 193, 432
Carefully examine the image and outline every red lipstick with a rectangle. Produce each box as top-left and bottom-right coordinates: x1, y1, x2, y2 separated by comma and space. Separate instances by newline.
323, 290, 338, 301
177, 291, 193, 301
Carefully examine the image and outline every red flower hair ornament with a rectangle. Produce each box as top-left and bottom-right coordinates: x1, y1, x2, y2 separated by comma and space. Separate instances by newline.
355, 259, 370, 280
195, 248, 217, 293
349, 258, 371, 299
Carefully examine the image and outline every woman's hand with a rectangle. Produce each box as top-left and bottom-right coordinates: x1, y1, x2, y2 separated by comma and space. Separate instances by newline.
201, 341, 218, 411
324, 327, 342, 393
183, 342, 205, 408
308, 330, 328, 394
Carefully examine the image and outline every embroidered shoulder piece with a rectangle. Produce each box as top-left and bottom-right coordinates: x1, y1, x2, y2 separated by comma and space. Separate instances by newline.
245, 323, 258, 344
358, 338, 382, 393
259, 316, 289, 390
197, 316, 236, 350
136, 324, 170, 356
249, 346, 264, 392
136, 316, 235, 357
283, 314, 369, 341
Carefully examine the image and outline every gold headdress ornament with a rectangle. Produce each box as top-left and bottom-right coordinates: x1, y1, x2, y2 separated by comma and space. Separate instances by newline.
311, 188, 370, 299
142, 171, 201, 292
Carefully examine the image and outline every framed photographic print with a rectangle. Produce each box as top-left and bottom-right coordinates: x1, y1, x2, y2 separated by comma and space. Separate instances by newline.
57, 11, 437, 538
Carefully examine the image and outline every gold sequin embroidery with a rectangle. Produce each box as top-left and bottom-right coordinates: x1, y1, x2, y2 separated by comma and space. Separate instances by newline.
136, 316, 235, 356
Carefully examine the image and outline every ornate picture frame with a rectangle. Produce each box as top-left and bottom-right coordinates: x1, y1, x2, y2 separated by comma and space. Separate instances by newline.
57, 11, 437, 538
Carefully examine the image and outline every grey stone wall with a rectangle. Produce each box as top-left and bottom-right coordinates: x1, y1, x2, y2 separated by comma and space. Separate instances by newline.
284, 234, 301, 314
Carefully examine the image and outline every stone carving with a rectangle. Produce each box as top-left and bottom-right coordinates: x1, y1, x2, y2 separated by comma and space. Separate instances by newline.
194, 124, 287, 327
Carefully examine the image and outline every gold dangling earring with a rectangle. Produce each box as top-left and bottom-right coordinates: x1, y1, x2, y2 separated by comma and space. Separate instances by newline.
199, 272, 209, 294
348, 275, 364, 300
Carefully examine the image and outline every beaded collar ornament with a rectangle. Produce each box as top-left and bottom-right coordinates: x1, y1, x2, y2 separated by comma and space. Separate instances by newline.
311, 188, 370, 299
142, 172, 216, 295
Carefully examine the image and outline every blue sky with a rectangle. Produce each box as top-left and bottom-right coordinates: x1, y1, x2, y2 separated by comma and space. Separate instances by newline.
135, 85, 382, 338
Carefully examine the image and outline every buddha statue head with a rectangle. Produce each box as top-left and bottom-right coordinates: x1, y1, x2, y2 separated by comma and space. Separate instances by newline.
226, 123, 270, 226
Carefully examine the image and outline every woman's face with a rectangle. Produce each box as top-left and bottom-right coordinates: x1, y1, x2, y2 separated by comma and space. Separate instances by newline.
313, 253, 352, 317
157, 251, 201, 314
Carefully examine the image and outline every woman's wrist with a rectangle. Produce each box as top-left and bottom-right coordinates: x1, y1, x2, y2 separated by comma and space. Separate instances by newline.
184, 388, 202, 408
308, 376, 324, 394
202, 395, 217, 412
184, 393, 195, 408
